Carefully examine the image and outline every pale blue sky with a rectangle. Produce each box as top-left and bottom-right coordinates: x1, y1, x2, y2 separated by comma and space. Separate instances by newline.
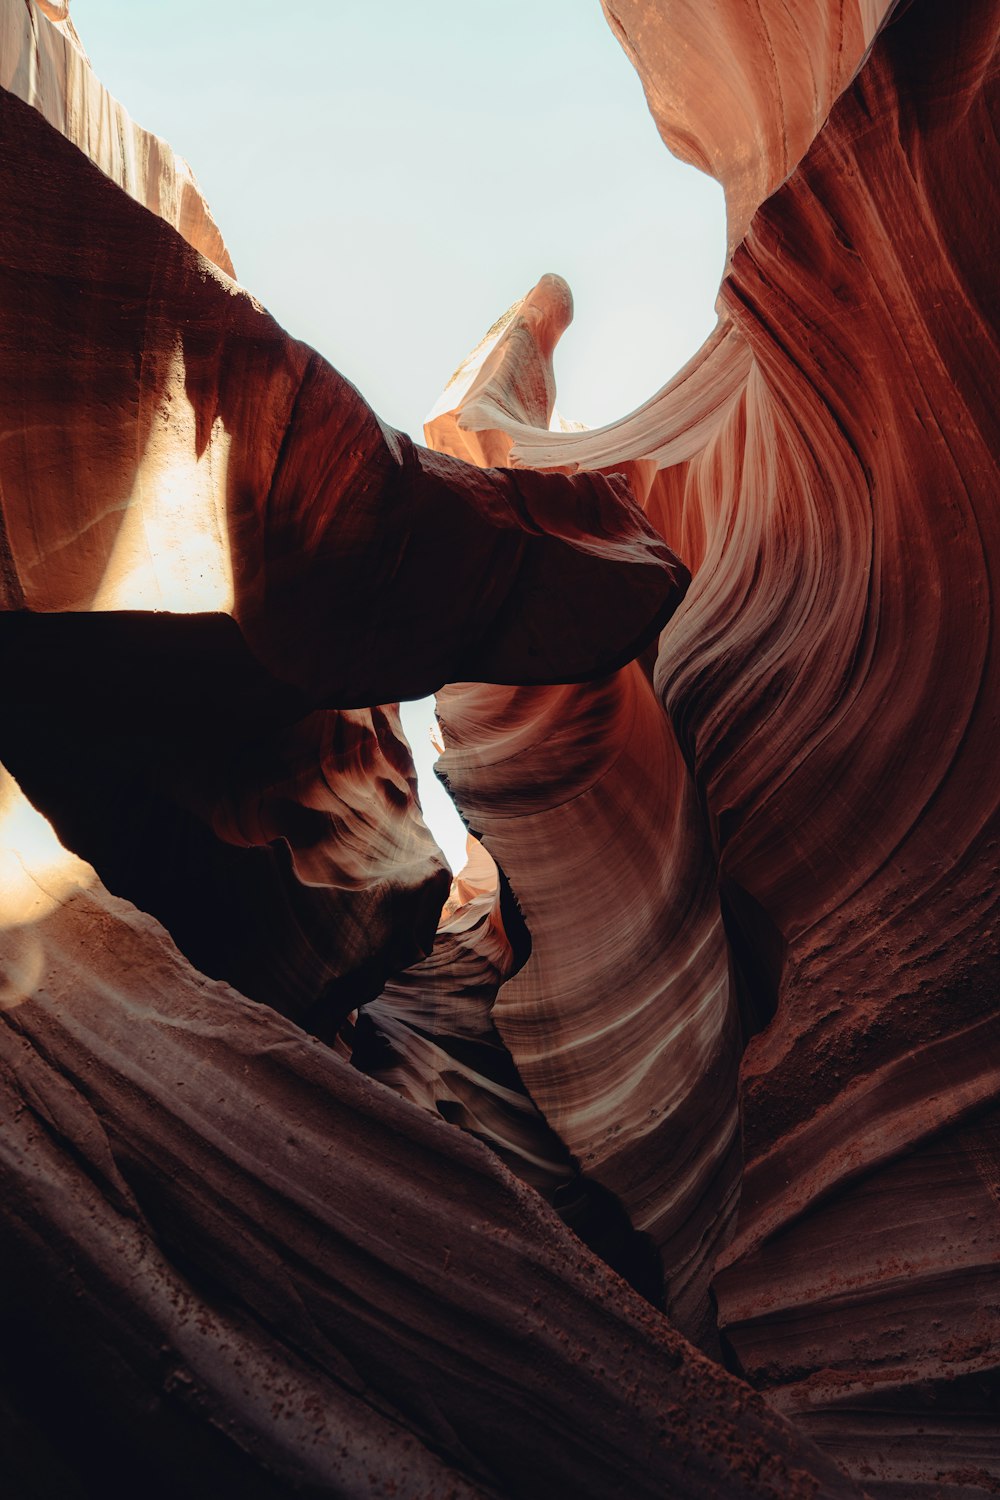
73, 1, 725, 870
75, 1, 724, 437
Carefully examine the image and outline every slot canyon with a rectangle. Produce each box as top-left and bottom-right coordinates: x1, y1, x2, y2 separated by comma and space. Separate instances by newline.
0, 1, 997, 1495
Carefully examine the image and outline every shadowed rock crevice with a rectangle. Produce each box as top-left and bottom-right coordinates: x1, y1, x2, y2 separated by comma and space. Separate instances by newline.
351, 839, 667, 1309
717, 876, 787, 1043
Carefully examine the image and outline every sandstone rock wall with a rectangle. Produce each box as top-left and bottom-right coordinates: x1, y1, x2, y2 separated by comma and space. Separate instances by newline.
1, 0, 996, 1495
428, 3, 1000, 1492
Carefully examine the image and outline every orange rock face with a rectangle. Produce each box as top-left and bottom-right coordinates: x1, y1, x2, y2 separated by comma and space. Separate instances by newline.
1, 0, 997, 1496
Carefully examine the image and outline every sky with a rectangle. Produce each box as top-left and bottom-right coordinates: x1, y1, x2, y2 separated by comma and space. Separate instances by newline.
73, 0, 726, 869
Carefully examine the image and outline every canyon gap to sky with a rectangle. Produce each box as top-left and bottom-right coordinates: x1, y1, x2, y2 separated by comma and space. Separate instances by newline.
76, 0, 726, 868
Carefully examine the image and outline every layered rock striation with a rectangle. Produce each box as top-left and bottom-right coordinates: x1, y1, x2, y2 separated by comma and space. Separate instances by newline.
0, 1, 850, 1495
424, 275, 742, 1352
1, 764, 863, 1500
425, 2, 1000, 1493
1, 0, 997, 1496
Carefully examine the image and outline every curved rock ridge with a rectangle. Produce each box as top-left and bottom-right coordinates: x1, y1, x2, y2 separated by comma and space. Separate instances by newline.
0, 47, 683, 1034
434, 670, 743, 1349
0, 769, 862, 1500
426, 2, 1000, 1492
502, 318, 752, 482
701, 13, 1000, 1486
355, 839, 668, 1306
424, 273, 741, 1351
426, 272, 574, 469
354, 843, 553, 1185
3, 0, 997, 1493
0, 12, 772, 1494
2, 0, 233, 274
1, 649, 452, 1031
0, 72, 681, 696
601, 0, 897, 255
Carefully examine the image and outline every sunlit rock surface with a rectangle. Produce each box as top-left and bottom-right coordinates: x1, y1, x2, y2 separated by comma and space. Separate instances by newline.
1, 0, 997, 1495
0, 0, 233, 273
600, 0, 896, 255
0, 0, 681, 1034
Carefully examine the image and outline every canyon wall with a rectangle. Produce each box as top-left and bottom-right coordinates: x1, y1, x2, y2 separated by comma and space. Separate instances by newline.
1, 0, 997, 1496
426, 2, 1000, 1494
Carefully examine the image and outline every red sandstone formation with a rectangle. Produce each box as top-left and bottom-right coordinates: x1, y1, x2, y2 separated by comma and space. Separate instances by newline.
0, 770, 863, 1500
425, 278, 743, 1351
0, 0, 233, 273
1, 0, 997, 1496
422, 3, 1000, 1495
601, 0, 896, 256
0, 1, 841, 1495
0, 2, 683, 1031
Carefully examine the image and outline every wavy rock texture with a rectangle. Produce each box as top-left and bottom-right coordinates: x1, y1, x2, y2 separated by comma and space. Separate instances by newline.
428, 2, 1000, 1494
0, 1, 682, 1034
0, 0, 233, 273
425, 276, 743, 1352
434, 667, 743, 1348
2, 0, 997, 1495
0, 4, 848, 1497
355, 838, 669, 1304
601, 0, 896, 254
0, 773, 862, 1499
